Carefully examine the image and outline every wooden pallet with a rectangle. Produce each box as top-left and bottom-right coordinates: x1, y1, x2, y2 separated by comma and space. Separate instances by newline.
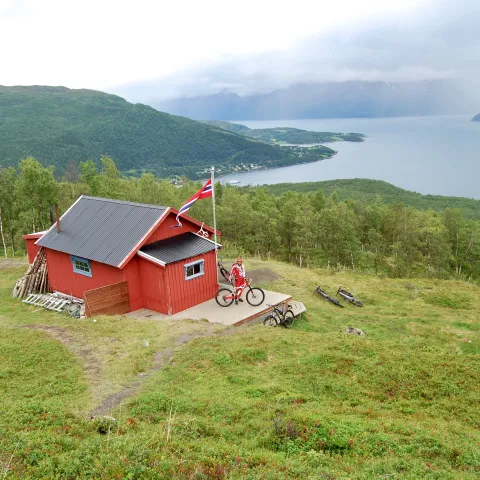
84, 281, 130, 317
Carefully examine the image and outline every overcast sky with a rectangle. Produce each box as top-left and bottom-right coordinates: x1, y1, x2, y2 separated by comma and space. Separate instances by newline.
1, 0, 479, 100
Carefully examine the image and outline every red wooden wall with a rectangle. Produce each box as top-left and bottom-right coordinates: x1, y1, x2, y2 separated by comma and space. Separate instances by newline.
144, 212, 205, 244
46, 249, 123, 299
137, 250, 218, 315
137, 256, 169, 313
165, 251, 218, 315
44, 249, 143, 311
22, 234, 44, 264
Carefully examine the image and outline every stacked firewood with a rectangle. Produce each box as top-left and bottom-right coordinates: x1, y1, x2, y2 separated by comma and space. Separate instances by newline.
12, 247, 50, 299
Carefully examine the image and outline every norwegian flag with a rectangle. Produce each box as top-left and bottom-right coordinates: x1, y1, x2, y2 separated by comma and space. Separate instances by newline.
173, 179, 213, 227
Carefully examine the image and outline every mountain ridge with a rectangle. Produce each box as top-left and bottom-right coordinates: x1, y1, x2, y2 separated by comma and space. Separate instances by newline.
157, 80, 478, 120
0, 85, 335, 178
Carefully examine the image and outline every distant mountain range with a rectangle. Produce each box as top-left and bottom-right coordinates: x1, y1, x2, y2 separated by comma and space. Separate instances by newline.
0, 86, 336, 178
157, 80, 478, 120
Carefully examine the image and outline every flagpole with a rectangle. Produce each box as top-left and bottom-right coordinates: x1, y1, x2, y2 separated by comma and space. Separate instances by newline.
211, 166, 219, 286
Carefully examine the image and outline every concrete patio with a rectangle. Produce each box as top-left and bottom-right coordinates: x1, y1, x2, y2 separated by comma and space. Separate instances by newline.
128, 288, 297, 326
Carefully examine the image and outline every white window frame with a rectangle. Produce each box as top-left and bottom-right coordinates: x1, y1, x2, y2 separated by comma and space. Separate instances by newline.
71, 255, 92, 277
184, 259, 204, 280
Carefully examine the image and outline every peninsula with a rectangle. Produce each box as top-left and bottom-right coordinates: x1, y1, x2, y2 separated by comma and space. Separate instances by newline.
203, 120, 365, 144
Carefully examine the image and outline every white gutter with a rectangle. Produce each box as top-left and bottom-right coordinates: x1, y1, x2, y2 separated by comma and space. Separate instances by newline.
137, 250, 166, 267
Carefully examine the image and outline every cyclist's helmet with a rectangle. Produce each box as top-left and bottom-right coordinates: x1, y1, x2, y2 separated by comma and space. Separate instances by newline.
236, 257, 243, 264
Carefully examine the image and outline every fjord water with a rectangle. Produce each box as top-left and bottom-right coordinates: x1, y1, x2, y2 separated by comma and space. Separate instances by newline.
219, 115, 480, 199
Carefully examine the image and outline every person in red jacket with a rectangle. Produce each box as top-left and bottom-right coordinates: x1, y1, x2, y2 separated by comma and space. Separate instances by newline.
230, 257, 246, 303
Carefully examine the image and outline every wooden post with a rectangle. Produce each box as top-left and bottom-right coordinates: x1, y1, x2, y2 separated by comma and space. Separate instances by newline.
0, 207, 7, 258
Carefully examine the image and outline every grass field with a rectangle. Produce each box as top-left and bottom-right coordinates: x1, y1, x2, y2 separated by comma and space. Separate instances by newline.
0, 259, 479, 479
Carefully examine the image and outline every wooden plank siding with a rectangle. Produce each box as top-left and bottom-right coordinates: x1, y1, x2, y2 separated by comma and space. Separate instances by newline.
45, 249, 124, 299
137, 250, 218, 315
22, 234, 44, 264
144, 212, 206, 244
166, 251, 218, 315
84, 281, 131, 316
137, 255, 170, 314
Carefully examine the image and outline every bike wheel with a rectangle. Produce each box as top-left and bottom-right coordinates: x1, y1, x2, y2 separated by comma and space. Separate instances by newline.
328, 296, 344, 308
215, 288, 234, 307
338, 287, 354, 297
246, 287, 265, 306
315, 287, 344, 308
283, 310, 295, 328
351, 298, 364, 307
263, 314, 278, 327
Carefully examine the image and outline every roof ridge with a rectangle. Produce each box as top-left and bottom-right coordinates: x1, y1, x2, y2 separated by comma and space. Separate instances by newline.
82, 195, 168, 210
142, 231, 194, 247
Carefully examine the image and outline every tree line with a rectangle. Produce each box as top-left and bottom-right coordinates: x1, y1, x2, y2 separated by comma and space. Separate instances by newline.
1, 157, 479, 280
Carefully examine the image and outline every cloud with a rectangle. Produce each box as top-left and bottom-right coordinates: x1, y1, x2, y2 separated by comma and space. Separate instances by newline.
1, 0, 422, 88
111, 0, 480, 102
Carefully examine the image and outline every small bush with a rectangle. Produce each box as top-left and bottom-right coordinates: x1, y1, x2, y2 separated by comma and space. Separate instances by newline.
422, 292, 472, 309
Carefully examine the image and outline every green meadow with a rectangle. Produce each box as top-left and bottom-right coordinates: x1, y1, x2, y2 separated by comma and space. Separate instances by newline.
0, 259, 479, 479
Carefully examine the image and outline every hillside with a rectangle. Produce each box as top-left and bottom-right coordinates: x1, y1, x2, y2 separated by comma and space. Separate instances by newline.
256, 178, 480, 220
202, 120, 365, 144
472, 113, 480, 121
0, 86, 334, 178
1, 258, 479, 478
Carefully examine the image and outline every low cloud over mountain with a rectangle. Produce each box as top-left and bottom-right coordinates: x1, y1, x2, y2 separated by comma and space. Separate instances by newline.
112, 0, 480, 118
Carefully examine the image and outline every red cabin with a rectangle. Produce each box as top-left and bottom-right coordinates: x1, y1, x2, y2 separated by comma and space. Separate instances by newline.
27, 195, 220, 315
22, 231, 46, 264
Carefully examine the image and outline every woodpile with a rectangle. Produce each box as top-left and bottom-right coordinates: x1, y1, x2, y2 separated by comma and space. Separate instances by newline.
12, 247, 50, 299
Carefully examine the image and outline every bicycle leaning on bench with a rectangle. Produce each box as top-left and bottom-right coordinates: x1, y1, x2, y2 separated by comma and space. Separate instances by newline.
263, 304, 295, 328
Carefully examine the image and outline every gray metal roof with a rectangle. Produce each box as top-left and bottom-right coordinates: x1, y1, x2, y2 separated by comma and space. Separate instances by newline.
140, 232, 217, 264
37, 196, 168, 267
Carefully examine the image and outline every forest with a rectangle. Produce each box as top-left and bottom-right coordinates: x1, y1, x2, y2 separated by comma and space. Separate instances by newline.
261, 178, 480, 220
0, 86, 334, 179
1, 156, 479, 280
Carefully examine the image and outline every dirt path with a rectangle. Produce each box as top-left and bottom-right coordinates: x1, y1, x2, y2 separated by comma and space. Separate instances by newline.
25, 325, 103, 392
0, 258, 28, 269
25, 322, 235, 417
249, 267, 279, 283
91, 325, 234, 416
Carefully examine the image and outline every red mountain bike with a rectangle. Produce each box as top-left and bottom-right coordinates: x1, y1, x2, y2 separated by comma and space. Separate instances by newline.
215, 278, 265, 307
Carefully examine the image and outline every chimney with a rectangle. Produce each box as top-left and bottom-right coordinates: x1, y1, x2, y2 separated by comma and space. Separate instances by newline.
49, 207, 55, 226
55, 204, 61, 233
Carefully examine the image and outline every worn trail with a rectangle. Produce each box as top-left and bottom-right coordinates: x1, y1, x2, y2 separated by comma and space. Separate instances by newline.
24, 322, 235, 417
91, 325, 235, 416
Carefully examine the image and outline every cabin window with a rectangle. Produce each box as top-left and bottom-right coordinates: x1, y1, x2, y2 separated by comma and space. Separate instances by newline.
184, 259, 204, 280
71, 255, 92, 277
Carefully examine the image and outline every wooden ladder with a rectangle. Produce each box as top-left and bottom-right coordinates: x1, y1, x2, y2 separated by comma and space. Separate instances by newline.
22, 294, 70, 312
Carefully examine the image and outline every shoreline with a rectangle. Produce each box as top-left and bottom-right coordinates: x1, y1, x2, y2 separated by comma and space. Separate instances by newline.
215, 151, 338, 184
